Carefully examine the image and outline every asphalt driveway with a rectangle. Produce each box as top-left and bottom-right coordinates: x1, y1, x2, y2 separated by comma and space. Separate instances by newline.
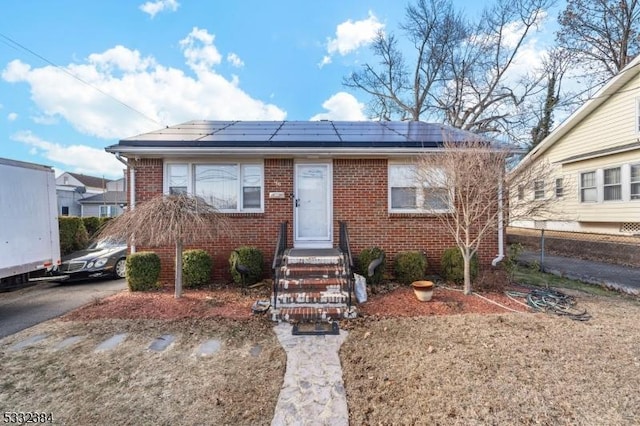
0, 278, 126, 339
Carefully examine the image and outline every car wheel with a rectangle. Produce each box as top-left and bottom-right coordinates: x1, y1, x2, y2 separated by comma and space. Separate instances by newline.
114, 258, 126, 279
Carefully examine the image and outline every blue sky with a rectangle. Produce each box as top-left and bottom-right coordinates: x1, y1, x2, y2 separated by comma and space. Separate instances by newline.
0, 1, 560, 179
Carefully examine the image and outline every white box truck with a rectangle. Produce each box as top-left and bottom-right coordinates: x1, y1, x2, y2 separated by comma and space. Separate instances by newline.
0, 157, 61, 289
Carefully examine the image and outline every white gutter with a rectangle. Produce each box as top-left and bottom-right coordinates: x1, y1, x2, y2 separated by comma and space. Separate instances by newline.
491, 179, 505, 266
114, 152, 136, 253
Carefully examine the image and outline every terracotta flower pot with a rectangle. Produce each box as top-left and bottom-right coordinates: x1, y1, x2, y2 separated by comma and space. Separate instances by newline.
411, 280, 434, 301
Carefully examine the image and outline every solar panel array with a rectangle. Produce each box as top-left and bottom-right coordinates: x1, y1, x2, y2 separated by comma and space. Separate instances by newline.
120, 120, 482, 146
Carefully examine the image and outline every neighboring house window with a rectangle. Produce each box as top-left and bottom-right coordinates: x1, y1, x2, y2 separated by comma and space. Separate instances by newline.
603, 167, 622, 201
166, 162, 264, 212
517, 185, 524, 201
388, 164, 451, 213
99, 205, 115, 218
580, 171, 597, 202
533, 180, 545, 200
632, 164, 640, 200
555, 178, 563, 198
167, 164, 188, 194
61, 206, 69, 216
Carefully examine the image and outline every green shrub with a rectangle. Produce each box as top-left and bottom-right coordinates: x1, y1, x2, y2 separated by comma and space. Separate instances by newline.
182, 249, 212, 288
393, 251, 427, 285
357, 247, 386, 286
58, 216, 89, 255
440, 247, 479, 284
82, 217, 102, 239
126, 252, 161, 291
229, 246, 263, 285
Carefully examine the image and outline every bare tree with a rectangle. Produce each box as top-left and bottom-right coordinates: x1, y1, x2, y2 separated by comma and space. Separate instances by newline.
99, 194, 230, 298
343, 0, 466, 121
344, 0, 555, 141
415, 137, 562, 294
557, 0, 640, 79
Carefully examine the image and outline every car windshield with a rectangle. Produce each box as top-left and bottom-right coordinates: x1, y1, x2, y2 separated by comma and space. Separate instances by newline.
88, 239, 125, 250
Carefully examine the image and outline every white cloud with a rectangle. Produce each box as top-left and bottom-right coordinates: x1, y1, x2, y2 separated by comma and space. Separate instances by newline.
11, 131, 125, 179
139, 0, 179, 18
1, 27, 286, 140
310, 92, 367, 121
227, 52, 244, 68
7, 112, 17, 121
320, 11, 384, 67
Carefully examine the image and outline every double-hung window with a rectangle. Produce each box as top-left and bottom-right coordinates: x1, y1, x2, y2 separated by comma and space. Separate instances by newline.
389, 164, 451, 213
533, 180, 545, 200
555, 178, 564, 198
580, 171, 597, 202
630, 164, 640, 200
166, 162, 264, 212
603, 167, 622, 201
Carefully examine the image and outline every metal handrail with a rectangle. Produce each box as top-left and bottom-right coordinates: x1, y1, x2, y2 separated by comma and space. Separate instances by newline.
272, 221, 288, 311
339, 221, 354, 310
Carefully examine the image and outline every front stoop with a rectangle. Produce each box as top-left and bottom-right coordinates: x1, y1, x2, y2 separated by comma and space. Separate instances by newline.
270, 248, 357, 323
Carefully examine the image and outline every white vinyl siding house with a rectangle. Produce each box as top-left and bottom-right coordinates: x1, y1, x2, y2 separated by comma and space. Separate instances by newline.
510, 55, 640, 235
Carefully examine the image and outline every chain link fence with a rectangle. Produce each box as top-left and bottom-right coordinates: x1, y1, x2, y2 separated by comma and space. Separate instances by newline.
507, 227, 640, 268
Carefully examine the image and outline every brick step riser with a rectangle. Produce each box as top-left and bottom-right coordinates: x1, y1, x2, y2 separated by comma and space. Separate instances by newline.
273, 292, 349, 305
271, 307, 346, 323
281, 269, 347, 279
276, 283, 345, 293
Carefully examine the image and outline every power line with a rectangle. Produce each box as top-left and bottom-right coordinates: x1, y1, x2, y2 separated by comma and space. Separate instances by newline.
0, 32, 162, 127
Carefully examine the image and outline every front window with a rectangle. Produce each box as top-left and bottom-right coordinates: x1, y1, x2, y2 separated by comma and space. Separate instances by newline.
632, 164, 640, 200
580, 171, 597, 202
603, 167, 622, 201
166, 162, 264, 212
389, 164, 451, 213
534, 180, 545, 200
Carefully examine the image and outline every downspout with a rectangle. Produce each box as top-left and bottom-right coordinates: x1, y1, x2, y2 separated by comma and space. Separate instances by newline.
491, 179, 505, 266
114, 152, 136, 253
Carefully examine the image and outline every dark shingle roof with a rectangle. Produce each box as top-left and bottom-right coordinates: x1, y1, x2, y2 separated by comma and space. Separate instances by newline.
68, 172, 111, 189
79, 191, 126, 204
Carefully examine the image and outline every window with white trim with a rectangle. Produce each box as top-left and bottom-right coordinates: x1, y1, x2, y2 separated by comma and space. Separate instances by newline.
99, 205, 115, 218
603, 167, 622, 201
580, 171, 597, 202
166, 162, 264, 212
555, 178, 563, 198
631, 164, 640, 200
533, 180, 545, 200
389, 164, 451, 213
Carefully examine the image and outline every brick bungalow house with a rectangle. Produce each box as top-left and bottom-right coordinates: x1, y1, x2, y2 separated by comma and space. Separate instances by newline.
106, 120, 505, 321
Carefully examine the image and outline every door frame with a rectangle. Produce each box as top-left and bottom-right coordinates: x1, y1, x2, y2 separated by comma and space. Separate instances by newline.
293, 161, 333, 248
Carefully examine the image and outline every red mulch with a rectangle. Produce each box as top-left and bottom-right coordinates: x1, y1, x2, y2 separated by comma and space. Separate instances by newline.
63, 277, 530, 322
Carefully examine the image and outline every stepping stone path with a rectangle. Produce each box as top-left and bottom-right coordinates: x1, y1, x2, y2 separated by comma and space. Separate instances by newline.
94, 333, 128, 352
7, 334, 48, 352
148, 334, 176, 352
52, 335, 85, 351
195, 339, 222, 357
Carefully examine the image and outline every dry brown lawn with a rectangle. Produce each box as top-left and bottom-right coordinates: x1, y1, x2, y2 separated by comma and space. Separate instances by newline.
1, 282, 639, 425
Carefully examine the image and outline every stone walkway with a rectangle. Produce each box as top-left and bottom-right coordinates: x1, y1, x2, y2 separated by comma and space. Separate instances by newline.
271, 323, 349, 426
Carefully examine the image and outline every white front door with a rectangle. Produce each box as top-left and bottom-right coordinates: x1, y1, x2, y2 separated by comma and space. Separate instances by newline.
294, 163, 332, 247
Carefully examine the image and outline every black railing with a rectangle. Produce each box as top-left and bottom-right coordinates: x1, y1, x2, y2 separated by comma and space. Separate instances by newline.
272, 221, 288, 311
339, 221, 354, 310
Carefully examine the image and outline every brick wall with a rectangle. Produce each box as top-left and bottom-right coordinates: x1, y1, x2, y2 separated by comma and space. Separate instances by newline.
130, 157, 502, 284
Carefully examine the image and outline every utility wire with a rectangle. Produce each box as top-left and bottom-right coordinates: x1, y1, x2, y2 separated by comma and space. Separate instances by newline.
0, 32, 162, 127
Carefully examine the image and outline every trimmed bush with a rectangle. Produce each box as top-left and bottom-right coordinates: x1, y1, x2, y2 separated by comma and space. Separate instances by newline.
58, 216, 89, 255
357, 247, 386, 286
126, 251, 161, 291
82, 217, 102, 239
182, 249, 212, 288
394, 251, 427, 285
440, 247, 479, 284
229, 246, 263, 285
